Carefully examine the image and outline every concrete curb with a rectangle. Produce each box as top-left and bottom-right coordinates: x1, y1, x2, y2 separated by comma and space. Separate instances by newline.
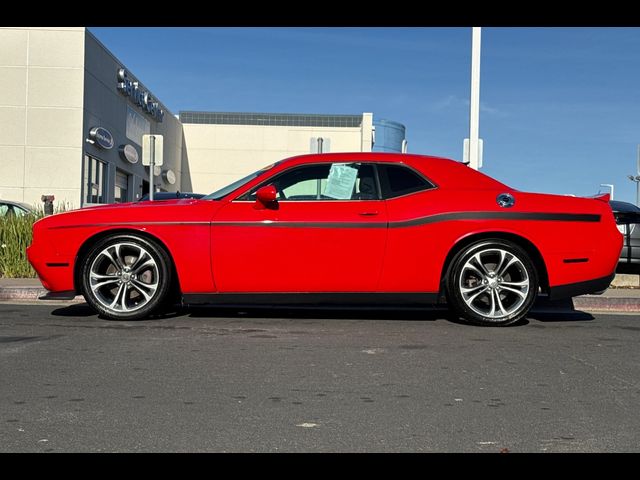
0, 286, 84, 303
573, 296, 640, 313
0, 286, 47, 301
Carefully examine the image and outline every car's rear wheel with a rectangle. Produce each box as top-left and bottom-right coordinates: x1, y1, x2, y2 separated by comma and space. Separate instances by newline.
446, 240, 538, 326
80, 234, 172, 320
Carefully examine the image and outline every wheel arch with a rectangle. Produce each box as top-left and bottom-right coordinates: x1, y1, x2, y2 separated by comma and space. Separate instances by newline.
73, 228, 181, 297
439, 231, 549, 298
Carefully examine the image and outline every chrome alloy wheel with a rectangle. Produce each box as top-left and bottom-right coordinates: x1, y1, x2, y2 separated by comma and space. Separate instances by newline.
458, 248, 530, 320
89, 242, 160, 313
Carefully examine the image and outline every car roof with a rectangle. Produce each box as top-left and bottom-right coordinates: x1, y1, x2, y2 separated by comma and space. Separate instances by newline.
273, 152, 509, 191
280, 152, 452, 165
0, 200, 32, 211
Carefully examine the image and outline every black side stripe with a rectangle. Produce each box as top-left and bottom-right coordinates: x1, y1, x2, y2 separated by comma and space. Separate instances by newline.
213, 212, 601, 229
49, 212, 601, 230
214, 221, 385, 229
50, 221, 210, 230
388, 211, 601, 228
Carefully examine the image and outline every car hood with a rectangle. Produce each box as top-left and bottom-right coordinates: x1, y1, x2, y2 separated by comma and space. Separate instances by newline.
34, 199, 221, 229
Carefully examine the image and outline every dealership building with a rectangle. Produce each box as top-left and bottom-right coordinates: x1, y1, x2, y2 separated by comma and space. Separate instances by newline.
0, 27, 407, 209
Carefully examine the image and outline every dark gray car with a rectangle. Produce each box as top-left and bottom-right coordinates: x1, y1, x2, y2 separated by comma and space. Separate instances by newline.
610, 200, 640, 272
138, 192, 205, 202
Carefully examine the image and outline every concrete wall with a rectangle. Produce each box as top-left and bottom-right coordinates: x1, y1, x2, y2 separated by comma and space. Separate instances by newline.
182, 121, 371, 194
0, 27, 85, 209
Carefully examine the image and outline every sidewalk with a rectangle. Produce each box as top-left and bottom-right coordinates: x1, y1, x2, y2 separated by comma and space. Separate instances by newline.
1, 277, 639, 312
0, 278, 84, 302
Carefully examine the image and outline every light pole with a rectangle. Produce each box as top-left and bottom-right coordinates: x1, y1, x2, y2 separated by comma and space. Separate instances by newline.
629, 145, 640, 206
628, 175, 640, 206
468, 27, 482, 170
599, 183, 614, 200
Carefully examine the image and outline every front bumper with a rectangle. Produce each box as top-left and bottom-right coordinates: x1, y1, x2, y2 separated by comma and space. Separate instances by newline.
26, 242, 76, 294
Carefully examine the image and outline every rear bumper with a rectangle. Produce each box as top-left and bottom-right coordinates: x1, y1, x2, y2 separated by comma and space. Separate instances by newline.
548, 273, 616, 300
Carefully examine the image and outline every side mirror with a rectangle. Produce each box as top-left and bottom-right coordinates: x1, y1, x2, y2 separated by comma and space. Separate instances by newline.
254, 185, 278, 209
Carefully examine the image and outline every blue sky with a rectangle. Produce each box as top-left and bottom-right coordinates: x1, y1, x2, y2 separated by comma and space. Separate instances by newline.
91, 27, 640, 204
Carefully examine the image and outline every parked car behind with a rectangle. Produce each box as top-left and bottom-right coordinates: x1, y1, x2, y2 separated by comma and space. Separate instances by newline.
0, 200, 33, 218
138, 192, 205, 202
610, 200, 640, 272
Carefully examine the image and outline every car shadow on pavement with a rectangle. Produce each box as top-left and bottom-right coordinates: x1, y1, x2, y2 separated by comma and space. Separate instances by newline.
527, 311, 595, 323
51, 303, 455, 322
50, 303, 96, 317
529, 296, 595, 323
50, 301, 595, 326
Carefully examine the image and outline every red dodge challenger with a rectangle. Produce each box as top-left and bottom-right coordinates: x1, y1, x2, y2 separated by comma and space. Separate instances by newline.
27, 153, 622, 326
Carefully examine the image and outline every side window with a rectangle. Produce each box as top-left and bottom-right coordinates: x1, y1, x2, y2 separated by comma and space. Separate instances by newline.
13, 206, 28, 217
280, 165, 329, 200
379, 164, 434, 199
242, 163, 380, 201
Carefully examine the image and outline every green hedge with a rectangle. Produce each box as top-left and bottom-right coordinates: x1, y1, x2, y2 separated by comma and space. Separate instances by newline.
0, 204, 71, 278
0, 214, 39, 278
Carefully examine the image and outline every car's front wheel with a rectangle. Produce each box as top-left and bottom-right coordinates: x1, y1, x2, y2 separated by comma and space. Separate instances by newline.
446, 240, 538, 326
80, 234, 172, 320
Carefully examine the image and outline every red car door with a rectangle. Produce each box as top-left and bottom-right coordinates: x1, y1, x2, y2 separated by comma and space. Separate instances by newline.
211, 162, 388, 293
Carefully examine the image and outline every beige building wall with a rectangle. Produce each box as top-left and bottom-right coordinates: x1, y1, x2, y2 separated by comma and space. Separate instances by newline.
0, 27, 85, 209
182, 114, 374, 194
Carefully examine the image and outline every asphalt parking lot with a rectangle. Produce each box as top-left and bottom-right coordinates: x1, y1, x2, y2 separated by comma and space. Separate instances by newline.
1, 302, 639, 452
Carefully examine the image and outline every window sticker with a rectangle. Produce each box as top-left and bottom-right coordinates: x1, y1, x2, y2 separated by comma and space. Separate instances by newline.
323, 164, 358, 199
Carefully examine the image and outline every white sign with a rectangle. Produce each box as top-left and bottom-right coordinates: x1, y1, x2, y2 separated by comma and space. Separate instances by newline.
142, 134, 164, 167
324, 164, 358, 200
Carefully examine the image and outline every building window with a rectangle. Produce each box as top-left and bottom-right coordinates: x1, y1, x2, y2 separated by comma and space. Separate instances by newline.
84, 155, 108, 204
115, 170, 130, 203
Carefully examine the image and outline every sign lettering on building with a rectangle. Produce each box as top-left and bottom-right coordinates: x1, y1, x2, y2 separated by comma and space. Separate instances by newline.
117, 69, 165, 122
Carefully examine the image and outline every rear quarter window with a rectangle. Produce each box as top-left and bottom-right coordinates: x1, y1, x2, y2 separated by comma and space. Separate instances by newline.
379, 164, 434, 198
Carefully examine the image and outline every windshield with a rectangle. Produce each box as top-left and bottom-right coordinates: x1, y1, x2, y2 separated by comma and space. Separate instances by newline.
202, 162, 281, 200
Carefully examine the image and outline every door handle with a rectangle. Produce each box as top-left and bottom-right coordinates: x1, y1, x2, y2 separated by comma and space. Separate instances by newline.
359, 211, 379, 216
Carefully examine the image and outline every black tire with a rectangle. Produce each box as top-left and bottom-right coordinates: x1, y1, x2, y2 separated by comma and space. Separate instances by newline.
446, 239, 538, 326
80, 234, 172, 320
